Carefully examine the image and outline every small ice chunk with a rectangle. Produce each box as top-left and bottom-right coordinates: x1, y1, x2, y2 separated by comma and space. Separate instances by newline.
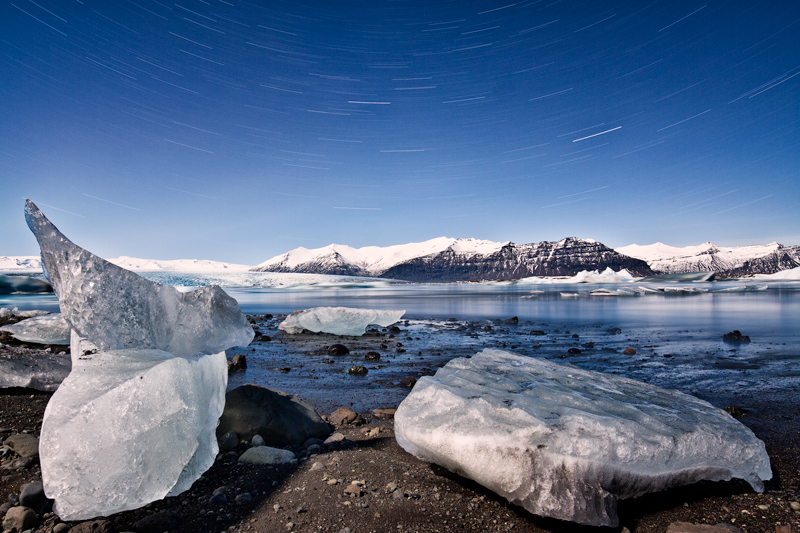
24, 200, 253, 356
39, 349, 228, 520
279, 306, 404, 336
0, 313, 71, 345
0, 345, 71, 391
394, 349, 771, 527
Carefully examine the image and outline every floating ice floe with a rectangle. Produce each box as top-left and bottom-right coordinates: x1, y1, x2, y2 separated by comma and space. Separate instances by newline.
24, 200, 253, 520
0, 313, 70, 345
279, 306, 404, 336
394, 349, 771, 527
751, 266, 800, 280
517, 267, 636, 284
0, 273, 52, 294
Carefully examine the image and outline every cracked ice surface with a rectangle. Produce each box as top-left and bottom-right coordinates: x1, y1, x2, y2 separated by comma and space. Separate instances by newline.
394, 349, 772, 527
279, 306, 404, 336
24, 200, 252, 520
25, 201, 253, 357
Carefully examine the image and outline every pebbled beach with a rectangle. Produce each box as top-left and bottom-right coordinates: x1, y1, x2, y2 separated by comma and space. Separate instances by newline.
1, 314, 800, 532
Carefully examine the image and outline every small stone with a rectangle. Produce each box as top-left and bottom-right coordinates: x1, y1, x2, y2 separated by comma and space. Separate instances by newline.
567, 348, 581, 355
218, 431, 239, 451
344, 483, 364, 497
790, 501, 800, 511
307, 444, 322, 455
235, 493, 253, 505
386, 482, 398, 493
775, 525, 797, 533
365, 351, 381, 361
209, 492, 227, 505
329, 406, 362, 426
68, 519, 114, 533
392, 490, 404, 500
328, 344, 350, 356
2, 506, 38, 532
251, 434, 266, 446
623, 348, 636, 355
309, 461, 326, 471
347, 365, 368, 376
19, 481, 46, 509
2, 456, 34, 470
303, 437, 325, 448
399, 376, 417, 389
530, 330, 546, 336
273, 504, 281, 512
723, 330, 751, 344
504, 317, 519, 325
606, 327, 622, 334
238, 446, 296, 465
757, 504, 769, 510
3, 434, 40, 458
52, 523, 70, 533
132, 511, 180, 533
324, 432, 345, 444
373, 408, 397, 419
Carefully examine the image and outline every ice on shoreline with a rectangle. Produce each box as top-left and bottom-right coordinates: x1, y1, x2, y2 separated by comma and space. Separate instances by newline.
279, 306, 405, 336
25, 200, 252, 520
0, 313, 70, 345
395, 349, 771, 527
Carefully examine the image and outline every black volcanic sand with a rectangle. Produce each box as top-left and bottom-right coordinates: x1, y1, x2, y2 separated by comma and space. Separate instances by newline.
1, 316, 799, 533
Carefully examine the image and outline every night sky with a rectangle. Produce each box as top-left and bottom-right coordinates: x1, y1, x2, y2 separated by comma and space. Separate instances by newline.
2, 1, 799, 264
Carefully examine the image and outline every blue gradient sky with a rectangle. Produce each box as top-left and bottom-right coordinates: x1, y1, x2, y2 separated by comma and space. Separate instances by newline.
2, 1, 799, 264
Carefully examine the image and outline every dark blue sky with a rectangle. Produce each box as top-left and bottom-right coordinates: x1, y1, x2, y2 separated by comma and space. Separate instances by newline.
2, 1, 798, 264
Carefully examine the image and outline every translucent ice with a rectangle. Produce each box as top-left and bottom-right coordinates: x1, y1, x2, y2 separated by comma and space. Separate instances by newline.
25, 200, 254, 356
40, 349, 227, 519
24, 200, 253, 520
0, 313, 71, 345
279, 306, 404, 336
394, 349, 771, 527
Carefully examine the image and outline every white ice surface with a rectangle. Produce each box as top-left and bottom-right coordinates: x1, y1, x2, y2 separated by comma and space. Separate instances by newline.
108, 256, 252, 272
0, 313, 70, 344
40, 349, 227, 520
394, 349, 771, 527
279, 306, 405, 336
515, 267, 636, 284
752, 266, 800, 280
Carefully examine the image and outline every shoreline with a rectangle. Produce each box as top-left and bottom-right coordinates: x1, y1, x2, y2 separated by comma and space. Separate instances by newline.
1, 315, 799, 532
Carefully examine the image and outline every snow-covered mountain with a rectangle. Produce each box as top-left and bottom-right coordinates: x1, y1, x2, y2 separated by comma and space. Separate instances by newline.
0, 256, 42, 271
253, 237, 653, 281
1, 255, 251, 273
616, 242, 800, 276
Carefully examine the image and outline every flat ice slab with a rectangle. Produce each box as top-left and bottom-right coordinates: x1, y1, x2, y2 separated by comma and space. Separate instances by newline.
0, 313, 70, 345
279, 306, 404, 336
394, 349, 771, 527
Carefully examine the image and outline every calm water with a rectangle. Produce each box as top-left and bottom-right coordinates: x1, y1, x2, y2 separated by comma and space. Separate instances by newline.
2, 277, 799, 412
3, 279, 799, 341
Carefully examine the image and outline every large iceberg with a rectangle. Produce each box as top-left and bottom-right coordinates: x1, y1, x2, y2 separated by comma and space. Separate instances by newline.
0, 313, 71, 345
394, 349, 771, 527
24, 200, 253, 520
0, 273, 52, 294
279, 306, 404, 336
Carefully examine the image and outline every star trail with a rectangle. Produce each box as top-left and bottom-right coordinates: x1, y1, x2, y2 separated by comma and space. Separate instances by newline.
2, 1, 798, 263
